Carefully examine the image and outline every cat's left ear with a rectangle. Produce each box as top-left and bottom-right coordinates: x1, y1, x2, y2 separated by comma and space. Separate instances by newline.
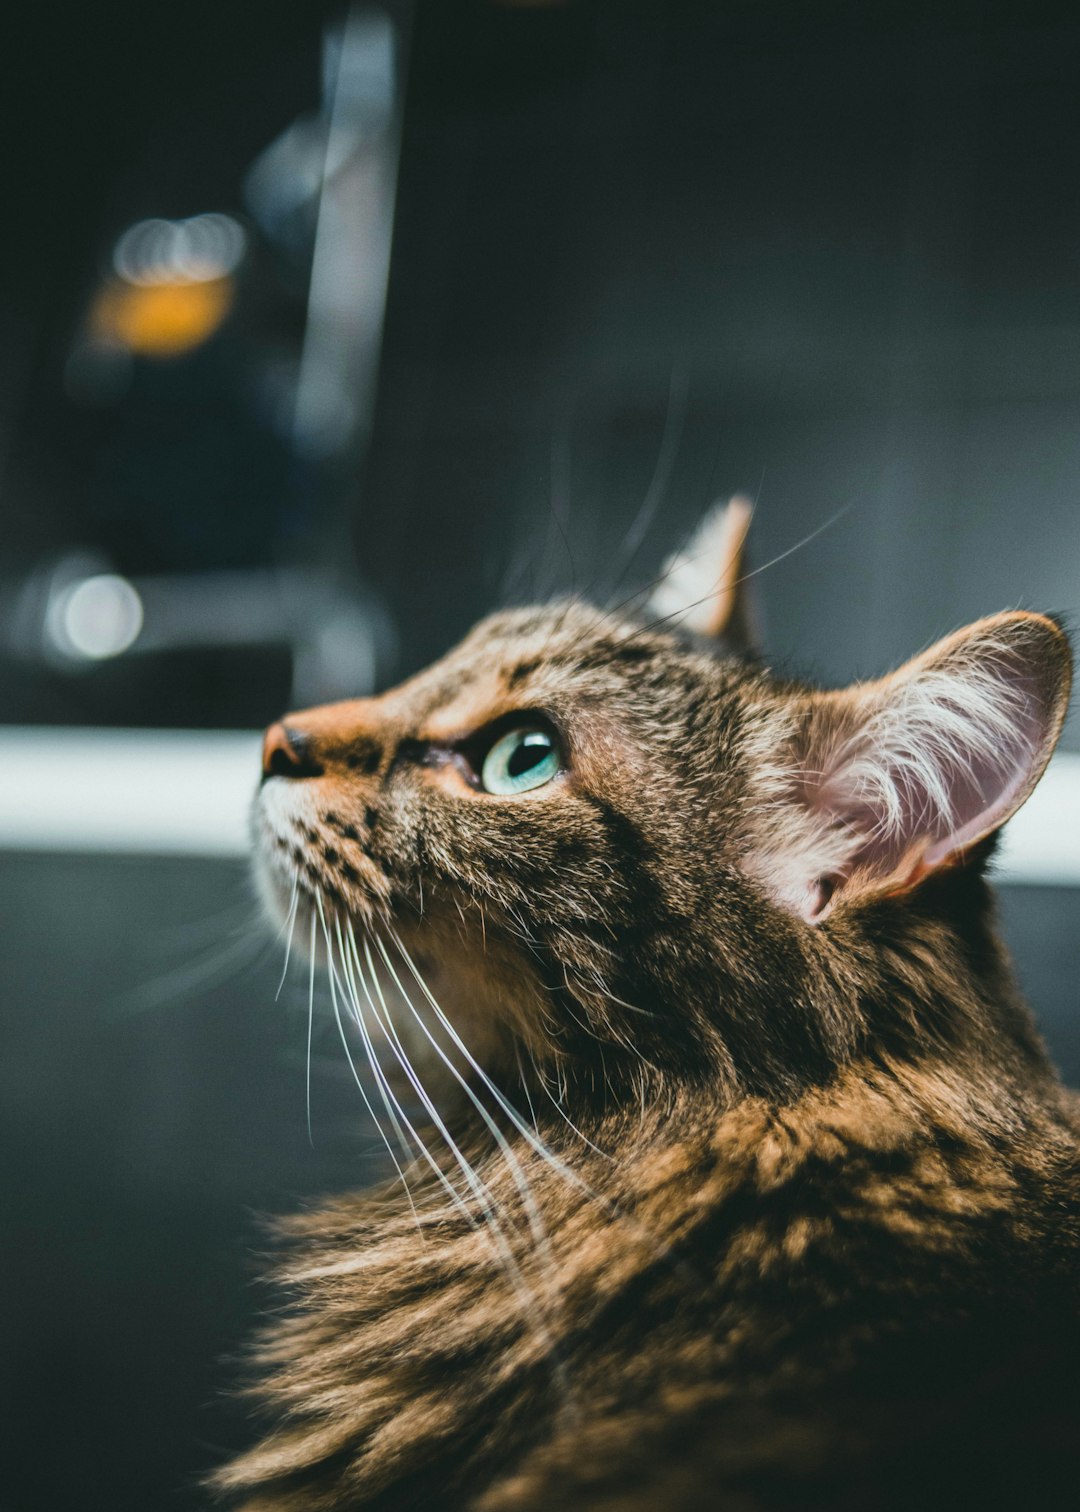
757, 611, 1072, 922
648, 496, 758, 652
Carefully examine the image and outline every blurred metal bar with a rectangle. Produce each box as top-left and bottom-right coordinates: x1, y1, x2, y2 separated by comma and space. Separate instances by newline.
292, 5, 405, 464
0, 729, 1076, 882
6, 557, 392, 708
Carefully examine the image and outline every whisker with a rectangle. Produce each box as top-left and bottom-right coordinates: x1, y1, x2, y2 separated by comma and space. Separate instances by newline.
314, 893, 420, 1227
345, 927, 479, 1228
523, 1045, 616, 1164
114, 924, 268, 1017
276, 874, 301, 1002
630, 493, 858, 642
389, 928, 598, 1193
334, 913, 416, 1171
592, 494, 758, 634
385, 929, 700, 1290
601, 362, 691, 600
361, 960, 563, 1363
513, 1044, 541, 1135
373, 932, 568, 1360
148, 896, 259, 949
546, 390, 578, 599
357, 935, 523, 1252
378, 931, 583, 1326
306, 904, 316, 1146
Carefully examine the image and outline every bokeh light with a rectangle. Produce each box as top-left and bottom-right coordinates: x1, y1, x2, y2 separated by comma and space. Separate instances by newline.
47, 573, 145, 661
89, 276, 234, 358
112, 213, 247, 286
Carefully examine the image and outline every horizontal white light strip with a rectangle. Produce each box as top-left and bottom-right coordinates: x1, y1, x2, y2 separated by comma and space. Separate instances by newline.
0, 727, 262, 857
995, 752, 1080, 886
0, 728, 1076, 885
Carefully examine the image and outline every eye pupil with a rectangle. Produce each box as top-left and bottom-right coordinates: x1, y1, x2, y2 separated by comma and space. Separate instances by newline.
507, 733, 550, 778
480, 725, 562, 795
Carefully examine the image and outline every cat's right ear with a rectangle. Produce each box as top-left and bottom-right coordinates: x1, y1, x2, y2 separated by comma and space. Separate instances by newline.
751, 611, 1072, 923
648, 497, 758, 653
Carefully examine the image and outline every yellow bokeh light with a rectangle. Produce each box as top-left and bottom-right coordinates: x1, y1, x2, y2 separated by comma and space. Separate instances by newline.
90, 276, 234, 358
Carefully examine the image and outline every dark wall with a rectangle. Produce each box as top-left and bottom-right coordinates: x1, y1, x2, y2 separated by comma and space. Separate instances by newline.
365, 1, 1080, 752
4, 0, 1080, 721
2, 0, 334, 559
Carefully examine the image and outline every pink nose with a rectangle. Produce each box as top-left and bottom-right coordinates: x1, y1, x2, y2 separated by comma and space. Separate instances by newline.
261, 721, 320, 779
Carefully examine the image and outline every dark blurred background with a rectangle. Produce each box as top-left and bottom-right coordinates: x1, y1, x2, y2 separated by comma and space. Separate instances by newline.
1, 2, 1079, 1508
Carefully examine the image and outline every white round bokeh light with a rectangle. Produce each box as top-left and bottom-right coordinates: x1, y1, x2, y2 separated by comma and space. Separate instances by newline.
50, 574, 145, 660
112, 213, 247, 287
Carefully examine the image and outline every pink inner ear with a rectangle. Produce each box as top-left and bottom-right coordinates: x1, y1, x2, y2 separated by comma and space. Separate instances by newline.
819, 653, 1050, 887
922, 700, 1041, 864
805, 876, 836, 922
749, 615, 1067, 924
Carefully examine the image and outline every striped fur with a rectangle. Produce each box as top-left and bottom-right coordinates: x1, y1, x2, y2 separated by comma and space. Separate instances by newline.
220, 595, 1079, 1510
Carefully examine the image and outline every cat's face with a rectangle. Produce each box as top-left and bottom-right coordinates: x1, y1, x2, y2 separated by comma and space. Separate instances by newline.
253, 504, 1070, 1103
255, 599, 771, 1083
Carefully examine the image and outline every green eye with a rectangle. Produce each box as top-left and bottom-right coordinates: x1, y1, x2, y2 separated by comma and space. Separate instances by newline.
480, 725, 562, 796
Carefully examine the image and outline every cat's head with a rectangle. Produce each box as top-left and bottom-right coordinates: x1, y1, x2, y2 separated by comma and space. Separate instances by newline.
253, 501, 1071, 1104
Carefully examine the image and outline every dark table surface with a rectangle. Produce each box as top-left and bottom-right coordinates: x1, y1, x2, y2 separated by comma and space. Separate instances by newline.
0, 850, 1076, 1512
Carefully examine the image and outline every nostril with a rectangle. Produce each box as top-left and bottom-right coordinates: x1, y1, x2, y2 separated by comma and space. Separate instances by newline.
262, 722, 323, 781
266, 741, 304, 778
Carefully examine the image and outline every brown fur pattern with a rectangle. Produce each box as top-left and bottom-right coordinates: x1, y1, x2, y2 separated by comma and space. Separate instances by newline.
221, 582, 1080, 1511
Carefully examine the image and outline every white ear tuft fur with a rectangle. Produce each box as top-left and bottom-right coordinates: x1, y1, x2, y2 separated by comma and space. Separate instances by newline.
822, 641, 1041, 864
649, 496, 756, 648
755, 612, 1072, 921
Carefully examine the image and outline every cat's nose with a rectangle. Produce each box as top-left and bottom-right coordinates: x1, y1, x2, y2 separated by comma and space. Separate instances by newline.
262, 721, 323, 780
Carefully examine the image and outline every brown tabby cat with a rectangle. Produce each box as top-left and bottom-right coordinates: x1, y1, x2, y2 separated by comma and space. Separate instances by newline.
219, 502, 1080, 1511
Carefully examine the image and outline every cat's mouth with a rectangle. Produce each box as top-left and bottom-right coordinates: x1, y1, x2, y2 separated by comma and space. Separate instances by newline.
253, 774, 398, 929
253, 776, 552, 1072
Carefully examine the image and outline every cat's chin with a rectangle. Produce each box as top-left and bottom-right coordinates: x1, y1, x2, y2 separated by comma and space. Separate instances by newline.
388, 910, 560, 1075
251, 774, 560, 1087
252, 831, 548, 1086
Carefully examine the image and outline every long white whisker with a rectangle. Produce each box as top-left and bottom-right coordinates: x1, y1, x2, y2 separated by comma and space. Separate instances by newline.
334, 913, 416, 1170
306, 905, 317, 1146
386, 928, 586, 1194
374, 934, 561, 1279
633, 495, 858, 641
276, 874, 301, 1002
602, 362, 690, 597
314, 893, 420, 1226
358, 934, 509, 1233
367, 933, 564, 1355
384, 930, 695, 1294
118, 926, 266, 1015
524, 1045, 616, 1163
514, 1044, 541, 1135
344, 926, 480, 1228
